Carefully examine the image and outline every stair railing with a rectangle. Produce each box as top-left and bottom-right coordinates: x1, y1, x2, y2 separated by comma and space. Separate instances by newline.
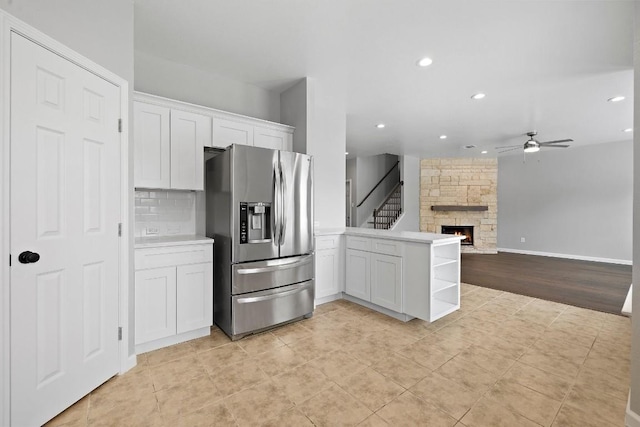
373, 181, 403, 229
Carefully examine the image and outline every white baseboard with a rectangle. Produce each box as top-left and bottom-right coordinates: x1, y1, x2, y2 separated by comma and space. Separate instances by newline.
135, 327, 211, 354
626, 395, 640, 427
120, 354, 137, 375
497, 247, 632, 266
315, 293, 343, 306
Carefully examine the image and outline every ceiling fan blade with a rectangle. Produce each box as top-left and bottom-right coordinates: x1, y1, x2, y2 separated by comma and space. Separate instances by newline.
540, 139, 573, 144
541, 144, 570, 148
494, 145, 521, 149
498, 147, 522, 153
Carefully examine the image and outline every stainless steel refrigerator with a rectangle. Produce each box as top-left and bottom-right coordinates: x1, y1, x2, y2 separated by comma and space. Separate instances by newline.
206, 144, 314, 340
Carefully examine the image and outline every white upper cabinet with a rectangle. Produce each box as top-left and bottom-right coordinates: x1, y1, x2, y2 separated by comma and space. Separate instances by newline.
212, 118, 254, 148
134, 102, 171, 189
254, 127, 293, 151
134, 92, 295, 190
134, 100, 210, 190
170, 109, 209, 191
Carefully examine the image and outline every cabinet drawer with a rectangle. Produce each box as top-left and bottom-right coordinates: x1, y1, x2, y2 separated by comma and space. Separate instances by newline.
371, 239, 403, 256
316, 235, 340, 250
346, 236, 371, 251
136, 244, 213, 270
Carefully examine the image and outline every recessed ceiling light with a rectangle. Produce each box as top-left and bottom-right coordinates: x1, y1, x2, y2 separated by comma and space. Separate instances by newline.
464, 145, 476, 149
345, 152, 349, 155
439, 135, 447, 140
624, 128, 633, 133
376, 123, 386, 129
608, 96, 625, 102
481, 150, 488, 154
471, 93, 486, 100
417, 57, 433, 67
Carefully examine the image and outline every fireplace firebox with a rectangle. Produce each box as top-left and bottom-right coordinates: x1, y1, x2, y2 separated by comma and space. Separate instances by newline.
441, 225, 474, 246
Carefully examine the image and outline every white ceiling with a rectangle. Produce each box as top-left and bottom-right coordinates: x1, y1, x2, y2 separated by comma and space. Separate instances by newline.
134, 0, 634, 159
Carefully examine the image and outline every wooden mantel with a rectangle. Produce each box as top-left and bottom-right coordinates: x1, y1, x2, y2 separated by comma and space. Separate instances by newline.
431, 205, 489, 211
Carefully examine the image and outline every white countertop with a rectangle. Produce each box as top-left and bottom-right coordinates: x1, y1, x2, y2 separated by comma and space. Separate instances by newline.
315, 227, 464, 244
314, 227, 346, 236
135, 234, 214, 249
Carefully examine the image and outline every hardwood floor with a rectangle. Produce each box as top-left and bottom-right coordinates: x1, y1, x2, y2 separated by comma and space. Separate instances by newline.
461, 252, 632, 315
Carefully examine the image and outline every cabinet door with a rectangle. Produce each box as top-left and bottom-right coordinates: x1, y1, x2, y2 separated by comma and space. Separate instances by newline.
135, 267, 177, 344
176, 263, 213, 334
212, 118, 253, 148
134, 102, 170, 188
315, 248, 340, 300
254, 127, 292, 151
370, 253, 403, 312
345, 249, 370, 301
170, 109, 209, 190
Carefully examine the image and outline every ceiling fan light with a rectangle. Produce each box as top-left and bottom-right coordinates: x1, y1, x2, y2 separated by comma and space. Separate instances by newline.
524, 145, 540, 153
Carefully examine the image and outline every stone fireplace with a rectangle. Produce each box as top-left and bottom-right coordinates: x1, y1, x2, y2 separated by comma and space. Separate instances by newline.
420, 158, 497, 254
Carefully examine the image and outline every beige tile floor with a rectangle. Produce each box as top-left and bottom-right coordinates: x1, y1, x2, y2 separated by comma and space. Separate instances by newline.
47, 283, 631, 427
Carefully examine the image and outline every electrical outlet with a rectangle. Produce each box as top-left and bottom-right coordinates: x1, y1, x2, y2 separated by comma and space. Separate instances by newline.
146, 226, 159, 236
520, 237, 526, 243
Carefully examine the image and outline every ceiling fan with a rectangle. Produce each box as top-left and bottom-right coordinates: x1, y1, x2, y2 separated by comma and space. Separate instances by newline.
496, 131, 573, 154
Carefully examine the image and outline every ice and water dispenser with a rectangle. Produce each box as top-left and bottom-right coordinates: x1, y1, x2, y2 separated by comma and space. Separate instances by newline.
239, 202, 272, 244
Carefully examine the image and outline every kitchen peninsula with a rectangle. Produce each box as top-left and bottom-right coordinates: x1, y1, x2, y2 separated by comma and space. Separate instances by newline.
315, 228, 464, 323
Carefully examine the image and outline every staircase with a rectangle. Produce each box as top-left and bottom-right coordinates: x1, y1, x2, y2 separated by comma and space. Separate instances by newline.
372, 182, 403, 229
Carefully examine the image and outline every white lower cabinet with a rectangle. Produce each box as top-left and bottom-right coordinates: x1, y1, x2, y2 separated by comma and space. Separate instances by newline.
315, 235, 344, 302
346, 247, 402, 312
345, 249, 370, 301
344, 233, 460, 322
135, 243, 213, 353
176, 263, 214, 334
135, 267, 177, 344
370, 253, 402, 312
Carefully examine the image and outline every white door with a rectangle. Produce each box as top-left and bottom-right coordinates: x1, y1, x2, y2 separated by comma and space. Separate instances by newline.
170, 109, 208, 191
176, 263, 213, 334
10, 33, 121, 426
315, 249, 340, 299
133, 101, 170, 188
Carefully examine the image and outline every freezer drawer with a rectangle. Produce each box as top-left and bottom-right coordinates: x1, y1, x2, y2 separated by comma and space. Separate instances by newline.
232, 254, 314, 294
231, 280, 314, 337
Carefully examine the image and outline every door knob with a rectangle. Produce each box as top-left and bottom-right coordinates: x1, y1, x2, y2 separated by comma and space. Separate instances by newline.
18, 251, 40, 264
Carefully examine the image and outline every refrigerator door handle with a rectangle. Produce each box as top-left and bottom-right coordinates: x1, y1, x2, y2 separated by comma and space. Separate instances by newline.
272, 164, 281, 244
279, 160, 287, 246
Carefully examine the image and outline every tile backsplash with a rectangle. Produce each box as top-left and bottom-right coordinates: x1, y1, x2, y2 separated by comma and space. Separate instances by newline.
135, 190, 196, 237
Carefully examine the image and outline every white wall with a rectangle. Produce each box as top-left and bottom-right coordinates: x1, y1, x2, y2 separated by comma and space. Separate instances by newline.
280, 79, 308, 153
498, 140, 632, 263
135, 51, 280, 122
280, 77, 346, 229
393, 155, 420, 232
0, 0, 133, 82
355, 154, 400, 227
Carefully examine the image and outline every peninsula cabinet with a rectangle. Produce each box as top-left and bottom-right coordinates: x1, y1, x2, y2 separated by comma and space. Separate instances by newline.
344, 230, 462, 322
134, 239, 214, 353
133, 100, 210, 190
345, 236, 403, 313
